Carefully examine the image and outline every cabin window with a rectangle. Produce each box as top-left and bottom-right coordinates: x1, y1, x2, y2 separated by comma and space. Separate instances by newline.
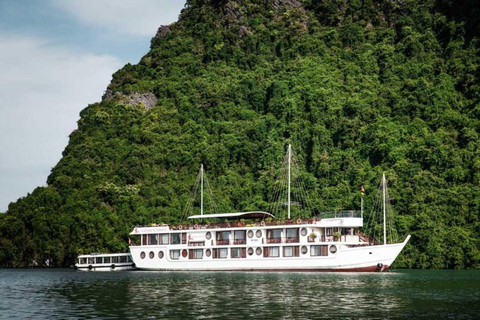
330, 245, 337, 254
310, 245, 328, 256
127, 256, 132, 262
213, 248, 228, 259
149, 252, 154, 259
148, 234, 158, 245
170, 250, 180, 260
142, 234, 148, 246
206, 232, 212, 240
283, 246, 300, 257
264, 247, 280, 257
189, 249, 203, 259
171, 234, 181, 245
159, 234, 169, 244
88, 258, 94, 264
216, 231, 231, 245
234, 231, 246, 244
256, 230, 262, 238
286, 229, 299, 243
140, 252, 146, 259
158, 251, 164, 259
326, 228, 332, 236
112, 256, 119, 263
120, 256, 127, 263
104, 257, 111, 264
231, 248, 246, 258
248, 248, 254, 256
267, 229, 282, 243
256, 247, 262, 256
301, 228, 308, 236
301, 246, 308, 255
129, 235, 140, 246
79, 258, 87, 264
248, 230, 254, 238
95, 257, 103, 264
182, 233, 187, 244
205, 249, 211, 257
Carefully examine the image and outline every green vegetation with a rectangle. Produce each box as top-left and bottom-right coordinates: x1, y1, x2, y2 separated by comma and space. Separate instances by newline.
1, 0, 480, 269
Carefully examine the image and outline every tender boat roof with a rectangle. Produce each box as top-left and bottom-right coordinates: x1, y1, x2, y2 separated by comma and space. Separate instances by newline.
188, 211, 275, 220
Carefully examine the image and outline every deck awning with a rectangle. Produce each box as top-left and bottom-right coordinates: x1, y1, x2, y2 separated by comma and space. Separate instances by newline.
187, 211, 275, 220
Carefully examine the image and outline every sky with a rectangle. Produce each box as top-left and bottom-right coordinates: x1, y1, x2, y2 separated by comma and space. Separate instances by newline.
0, 0, 185, 212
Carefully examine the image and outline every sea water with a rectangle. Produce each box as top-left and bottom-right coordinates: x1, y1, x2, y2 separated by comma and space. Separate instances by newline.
0, 269, 479, 319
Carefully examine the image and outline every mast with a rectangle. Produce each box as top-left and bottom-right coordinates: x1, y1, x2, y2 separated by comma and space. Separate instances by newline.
201, 164, 204, 217
287, 144, 291, 220
382, 173, 386, 245
360, 186, 365, 220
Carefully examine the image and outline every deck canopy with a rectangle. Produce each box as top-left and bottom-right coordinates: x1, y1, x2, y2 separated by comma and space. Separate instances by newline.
188, 211, 275, 220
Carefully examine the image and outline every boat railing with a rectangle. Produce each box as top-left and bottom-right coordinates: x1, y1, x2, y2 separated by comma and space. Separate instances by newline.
265, 237, 300, 244
307, 235, 361, 243
317, 211, 361, 219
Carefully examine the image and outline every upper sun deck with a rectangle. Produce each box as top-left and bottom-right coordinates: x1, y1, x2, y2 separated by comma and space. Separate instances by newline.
129, 211, 363, 235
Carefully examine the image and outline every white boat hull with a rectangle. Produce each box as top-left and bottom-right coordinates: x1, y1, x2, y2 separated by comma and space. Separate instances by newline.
76, 264, 136, 272
130, 235, 410, 272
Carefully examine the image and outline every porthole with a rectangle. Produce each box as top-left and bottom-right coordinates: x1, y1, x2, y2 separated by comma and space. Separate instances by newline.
158, 251, 164, 259
301, 246, 308, 255
140, 252, 146, 259
256, 247, 262, 256
206, 232, 211, 240
248, 248, 254, 256
149, 251, 154, 259
329, 245, 337, 254
206, 249, 211, 257
301, 228, 308, 236
256, 230, 262, 238
182, 249, 188, 258
248, 230, 254, 238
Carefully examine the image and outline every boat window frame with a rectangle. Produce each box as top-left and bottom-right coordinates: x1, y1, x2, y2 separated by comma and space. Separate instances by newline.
283, 246, 300, 257
171, 233, 181, 245
310, 245, 328, 256
231, 247, 247, 259
159, 233, 169, 245
170, 250, 180, 260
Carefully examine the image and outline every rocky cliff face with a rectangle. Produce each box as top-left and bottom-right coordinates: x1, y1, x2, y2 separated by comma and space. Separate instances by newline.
1, 0, 480, 269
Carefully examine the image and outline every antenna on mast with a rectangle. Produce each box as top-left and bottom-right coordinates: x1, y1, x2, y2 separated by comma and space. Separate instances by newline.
382, 173, 386, 245
287, 144, 292, 220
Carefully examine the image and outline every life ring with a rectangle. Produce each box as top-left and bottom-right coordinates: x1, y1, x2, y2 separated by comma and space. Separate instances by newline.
179, 225, 183, 230
194, 224, 199, 229
296, 218, 302, 224
88, 265, 93, 270
260, 221, 265, 226
111, 264, 115, 270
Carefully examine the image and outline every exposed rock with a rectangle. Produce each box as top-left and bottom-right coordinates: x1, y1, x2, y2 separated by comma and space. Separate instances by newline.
104, 90, 157, 111
238, 25, 252, 38
155, 25, 171, 39
224, 0, 246, 25
273, 0, 303, 11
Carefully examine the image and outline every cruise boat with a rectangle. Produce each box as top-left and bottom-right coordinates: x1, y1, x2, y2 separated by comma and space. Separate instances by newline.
129, 145, 410, 272
75, 253, 136, 271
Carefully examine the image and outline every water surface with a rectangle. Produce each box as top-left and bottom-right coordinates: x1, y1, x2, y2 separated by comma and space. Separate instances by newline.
0, 269, 479, 319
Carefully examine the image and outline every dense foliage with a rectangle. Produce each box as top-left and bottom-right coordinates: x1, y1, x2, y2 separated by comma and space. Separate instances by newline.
1, 0, 480, 269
